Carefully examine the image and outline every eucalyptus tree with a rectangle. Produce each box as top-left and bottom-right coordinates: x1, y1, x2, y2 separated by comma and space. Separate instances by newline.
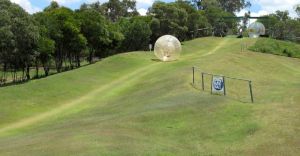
257, 10, 300, 42
101, 0, 138, 22
12, 6, 39, 80
35, 25, 55, 76
99, 22, 124, 57
76, 8, 110, 63
217, 0, 251, 13
203, 4, 237, 36
69, 33, 87, 67
0, 0, 39, 80
118, 16, 152, 51
40, 4, 86, 72
149, 2, 188, 41
44, 1, 59, 11
175, 0, 210, 38
258, 11, 289, 39
296, 4, 300, 18
190, 0, 250, 13
0, 6, 14, 82
37, 36, 55, 76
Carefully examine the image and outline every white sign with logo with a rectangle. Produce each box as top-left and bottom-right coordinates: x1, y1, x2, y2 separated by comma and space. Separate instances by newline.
149, 44, 153, 51
212, 76, 225, 94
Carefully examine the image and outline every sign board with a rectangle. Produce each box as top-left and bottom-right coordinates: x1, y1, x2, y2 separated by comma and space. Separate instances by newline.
149, 44, 153, 52
212, 76, 225, 94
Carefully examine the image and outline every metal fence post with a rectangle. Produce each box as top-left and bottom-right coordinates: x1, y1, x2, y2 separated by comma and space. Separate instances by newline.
241, 43, 243, 52
192, 67, 195, 84
249, 81, 254, 103
223, 76, 226, 96
201, 72, 204, 91
210, 75, 213, 94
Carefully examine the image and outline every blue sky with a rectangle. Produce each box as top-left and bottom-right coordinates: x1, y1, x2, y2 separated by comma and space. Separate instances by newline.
10, 0, 299, 18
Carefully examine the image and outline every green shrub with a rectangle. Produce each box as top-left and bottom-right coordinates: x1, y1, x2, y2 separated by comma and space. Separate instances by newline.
283, 49, 293, 57
248, 38, 300, 58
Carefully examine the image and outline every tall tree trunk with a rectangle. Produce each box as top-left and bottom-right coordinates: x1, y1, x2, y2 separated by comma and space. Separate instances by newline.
42, 61, 49, 76
44, 66, 49, 76
76, 54, 80, 67
55, 57, 59, 73
56, 45, 63, 73
26, 65, 30, 80
22, 67, 25, 80
69, 54, 73, 70
89, 49, 94, 64
35, 59, 39, 78
1, 63, 7, 84
55, 56, 63, 73
4, 63, 7, 80
13, 64, 17, 82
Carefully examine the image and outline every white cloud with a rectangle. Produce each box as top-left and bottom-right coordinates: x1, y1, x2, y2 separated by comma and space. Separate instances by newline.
86, 0, 100, 3
136, 0, 154, 6
249, 10, 269, 23
137, 8, 147, 16
85, 0, 150, 16
84, 0, 155, 9
67, 0, 153, 15
10, 0, 41, 14
236, 0, 299, 24
236, 9, 269, 17
252, 0, 299, 18
51, 0, 82, 4
237, 9, 269, 24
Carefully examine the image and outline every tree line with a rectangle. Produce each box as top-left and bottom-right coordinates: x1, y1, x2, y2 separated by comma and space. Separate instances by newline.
0, 0, 299, 85
257, 10, 300, 42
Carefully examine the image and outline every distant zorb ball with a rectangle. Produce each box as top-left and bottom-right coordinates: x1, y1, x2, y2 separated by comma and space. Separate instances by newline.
248, 22, 265, 38
154, 35, 182, 62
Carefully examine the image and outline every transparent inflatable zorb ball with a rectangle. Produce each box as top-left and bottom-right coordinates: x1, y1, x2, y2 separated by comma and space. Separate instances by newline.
248, 22, 265, 38
154, 35, 182, 62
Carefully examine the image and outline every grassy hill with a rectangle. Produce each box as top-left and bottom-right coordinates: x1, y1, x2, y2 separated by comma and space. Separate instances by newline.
0, 37, 299, 155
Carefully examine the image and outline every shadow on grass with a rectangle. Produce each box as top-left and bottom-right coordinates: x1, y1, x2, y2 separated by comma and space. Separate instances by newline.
0, 60, 101, 88
151, 58, 179, 63
151, 58, 162, 62
190, 82, 252, 104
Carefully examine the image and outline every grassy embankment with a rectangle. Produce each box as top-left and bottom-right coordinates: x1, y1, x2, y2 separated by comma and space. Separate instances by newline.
0, 37, 299, 155
249, 38, 300, 58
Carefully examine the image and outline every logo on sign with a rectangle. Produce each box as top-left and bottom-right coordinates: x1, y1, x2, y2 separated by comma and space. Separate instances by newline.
212, 76, 224, 94
213, 78, 224, 90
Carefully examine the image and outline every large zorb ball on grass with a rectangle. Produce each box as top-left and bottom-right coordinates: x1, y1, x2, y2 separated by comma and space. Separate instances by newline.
154, 35, 182, 62
248, 22, 265, 38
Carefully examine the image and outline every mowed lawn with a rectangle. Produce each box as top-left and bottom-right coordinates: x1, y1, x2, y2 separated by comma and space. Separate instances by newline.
0, 37, 299, 155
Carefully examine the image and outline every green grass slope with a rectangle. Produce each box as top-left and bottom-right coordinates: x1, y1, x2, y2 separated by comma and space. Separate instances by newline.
249, 38, 300, 58
0, 37, 299, 155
